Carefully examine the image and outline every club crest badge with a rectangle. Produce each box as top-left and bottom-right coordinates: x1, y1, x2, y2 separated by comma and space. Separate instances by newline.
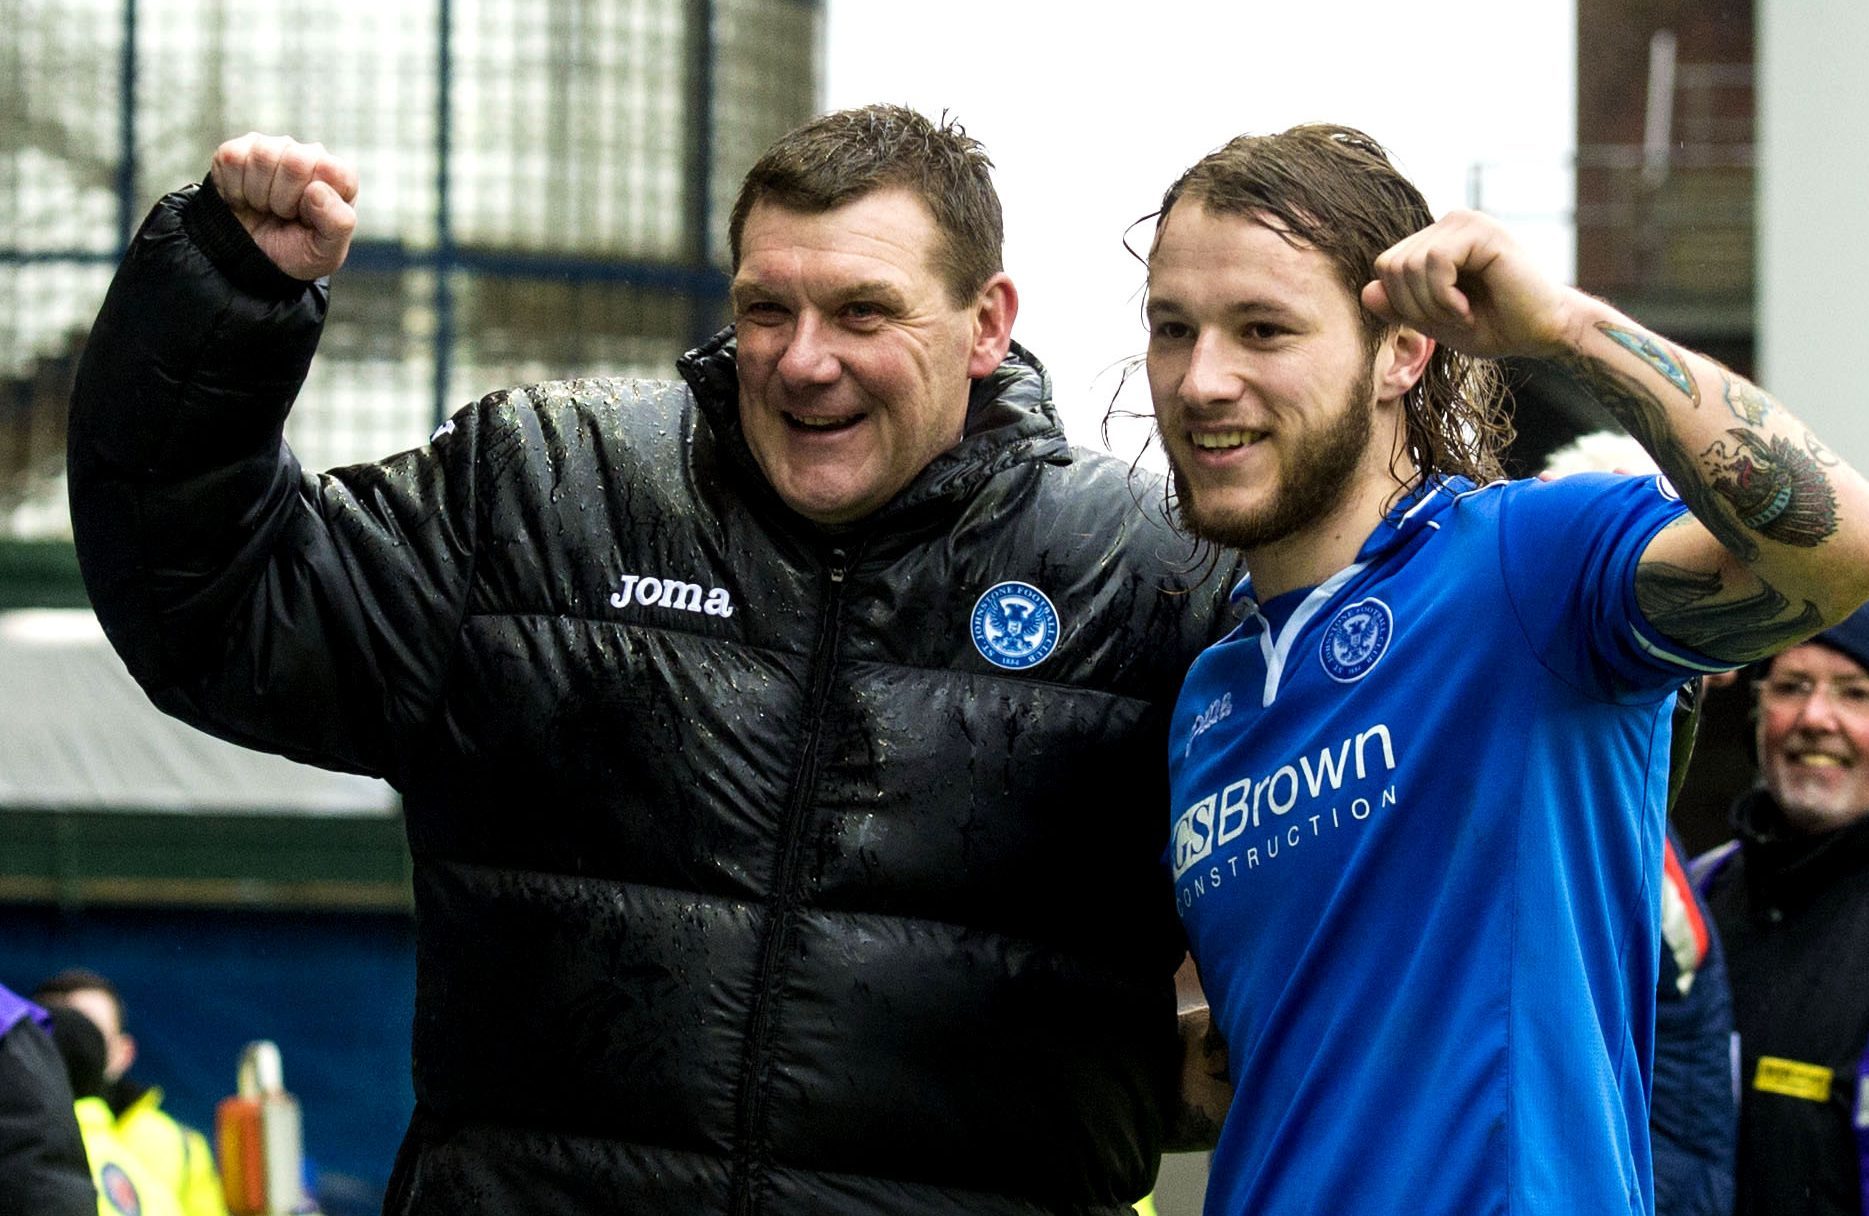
1319, 597, 1393, 683
100, 1163, 141, 1216
971, 581, 1060, 670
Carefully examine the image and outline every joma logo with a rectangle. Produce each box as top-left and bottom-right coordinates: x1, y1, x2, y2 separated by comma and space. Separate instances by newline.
610, 572, 734, 617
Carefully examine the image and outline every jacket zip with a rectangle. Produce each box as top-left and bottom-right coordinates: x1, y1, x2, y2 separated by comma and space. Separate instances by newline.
729, 544, 851, 1216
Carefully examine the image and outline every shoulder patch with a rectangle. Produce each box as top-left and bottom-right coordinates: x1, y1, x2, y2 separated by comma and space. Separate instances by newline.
100, 1162, 142, 1216
1319, 597, 1393, 683
971, 581, 1060, 670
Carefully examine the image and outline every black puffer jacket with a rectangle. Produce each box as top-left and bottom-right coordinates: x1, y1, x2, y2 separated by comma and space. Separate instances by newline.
0, 990, 94, 1216
68, 184, 1238, 1215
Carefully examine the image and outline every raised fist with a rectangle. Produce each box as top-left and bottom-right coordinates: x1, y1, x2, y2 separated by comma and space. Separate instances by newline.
208, 133, 359, 281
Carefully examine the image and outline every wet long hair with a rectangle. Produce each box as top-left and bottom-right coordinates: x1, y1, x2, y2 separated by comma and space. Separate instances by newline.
1148, 124, 1513, 489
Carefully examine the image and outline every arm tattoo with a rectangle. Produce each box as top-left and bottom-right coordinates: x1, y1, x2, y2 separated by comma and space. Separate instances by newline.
1636, 561, 1825, 662
1550, 352, 1759, 561
1703, 430, 1838, 548
1721, 371, 1775, 427
1807, 428, 1841, 468
1165, 1006, 1233, 1152
1168, 1101, 1225, 1153
1600, 322, 1700, 407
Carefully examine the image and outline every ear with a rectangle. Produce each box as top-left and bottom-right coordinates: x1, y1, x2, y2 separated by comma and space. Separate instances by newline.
109, 1031, 138, 1082
967, 273, 1019, 379
1374, 325, 1434, 404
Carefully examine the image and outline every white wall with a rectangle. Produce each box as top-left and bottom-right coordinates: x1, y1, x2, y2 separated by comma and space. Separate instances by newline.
1757, 0, 1869, 468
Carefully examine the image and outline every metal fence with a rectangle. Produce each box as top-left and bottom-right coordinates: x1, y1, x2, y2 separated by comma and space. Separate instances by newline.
0, 0, 820, 538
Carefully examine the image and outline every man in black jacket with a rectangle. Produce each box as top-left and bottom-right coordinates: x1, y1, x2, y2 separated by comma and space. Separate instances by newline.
1700, 604, 1869, 1215
67, 105, 1235, 1215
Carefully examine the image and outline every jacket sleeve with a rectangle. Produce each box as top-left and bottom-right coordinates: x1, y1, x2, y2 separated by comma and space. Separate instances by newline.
0, 1016, 96, 1216
67, 181, 479, 783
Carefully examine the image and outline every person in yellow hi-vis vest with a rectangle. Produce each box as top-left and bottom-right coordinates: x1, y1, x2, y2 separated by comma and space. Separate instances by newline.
75, 1093, 187, 1216
35, 970, 229, 1216
118, 1086, 229, 1216
46, 1005, 186, 1216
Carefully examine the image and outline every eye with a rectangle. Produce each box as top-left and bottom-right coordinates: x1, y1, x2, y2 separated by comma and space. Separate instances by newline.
1242, 321, 1287, 342
1837, 683, 1869, 706
1764, 678, 1812, 700
737, 300, 788, 325
1150, 319, 1192, 342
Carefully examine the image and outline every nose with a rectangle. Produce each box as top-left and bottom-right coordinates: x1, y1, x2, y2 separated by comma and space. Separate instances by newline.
1794, 684, 1845, 732
1178, 331, 1240, 408
776, 312, 841, 388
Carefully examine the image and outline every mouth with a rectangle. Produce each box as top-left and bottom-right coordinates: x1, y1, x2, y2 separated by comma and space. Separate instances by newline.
1788, 751, 1850, 769
785, 410, 865, 435
1189, 428, 1266, 452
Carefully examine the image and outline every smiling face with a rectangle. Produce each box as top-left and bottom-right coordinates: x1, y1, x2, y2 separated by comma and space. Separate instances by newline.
1756, 642, 1869, 835
730, 188, 1013, 526
1145, 201, 1412, 582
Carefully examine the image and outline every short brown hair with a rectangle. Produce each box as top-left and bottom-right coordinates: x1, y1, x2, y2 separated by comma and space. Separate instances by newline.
1151, 124, 1511, 485
33, 967, 125, 1027
728, 104, 1004, 306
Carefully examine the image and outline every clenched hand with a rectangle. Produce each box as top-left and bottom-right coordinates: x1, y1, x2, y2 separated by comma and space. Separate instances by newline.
209, 132, 359, 281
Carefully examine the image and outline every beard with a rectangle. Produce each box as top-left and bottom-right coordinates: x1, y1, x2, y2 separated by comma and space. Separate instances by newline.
1767, 745, 1868, 834
1169, 364, 1377, 551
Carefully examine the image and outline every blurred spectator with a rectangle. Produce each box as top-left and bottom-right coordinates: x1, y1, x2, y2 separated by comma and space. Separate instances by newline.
1653, 819, 1739, 1216
1539, 427, 1661, 480
45, 1005, 184, 1216
0, 981, 94, 1216
36, 969, 227, 1216
1697, 605, 1869, 1215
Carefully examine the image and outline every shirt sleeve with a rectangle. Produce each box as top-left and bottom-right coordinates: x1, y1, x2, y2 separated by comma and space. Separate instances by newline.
1497, 472, 1729, 701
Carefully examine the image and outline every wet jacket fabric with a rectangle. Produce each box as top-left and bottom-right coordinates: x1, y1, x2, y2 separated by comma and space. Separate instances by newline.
1700, 789, 1869, 1216
68, 183, 1237, 1216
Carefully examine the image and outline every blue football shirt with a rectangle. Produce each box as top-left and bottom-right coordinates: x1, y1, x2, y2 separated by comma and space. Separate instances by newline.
1171, 473, 1725, 1216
